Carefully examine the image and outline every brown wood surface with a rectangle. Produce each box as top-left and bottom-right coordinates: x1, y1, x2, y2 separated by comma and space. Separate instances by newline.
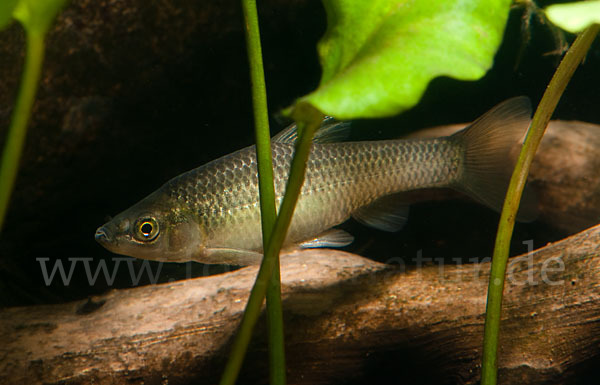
1, 222, 599, 385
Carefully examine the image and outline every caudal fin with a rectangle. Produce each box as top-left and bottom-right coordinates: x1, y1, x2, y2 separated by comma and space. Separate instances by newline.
451, 97, 538, 222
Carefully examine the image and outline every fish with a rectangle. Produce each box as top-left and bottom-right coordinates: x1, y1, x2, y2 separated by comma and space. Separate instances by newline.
95, 97, 537, 265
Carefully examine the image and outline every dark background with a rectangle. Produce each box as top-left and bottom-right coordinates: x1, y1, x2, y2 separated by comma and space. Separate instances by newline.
0, 0, 598, 307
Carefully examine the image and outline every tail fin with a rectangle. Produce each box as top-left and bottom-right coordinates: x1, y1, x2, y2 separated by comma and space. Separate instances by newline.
451, 97, 538, 222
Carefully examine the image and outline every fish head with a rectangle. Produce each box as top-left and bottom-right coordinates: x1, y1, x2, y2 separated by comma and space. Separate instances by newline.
95, 191, 203, 262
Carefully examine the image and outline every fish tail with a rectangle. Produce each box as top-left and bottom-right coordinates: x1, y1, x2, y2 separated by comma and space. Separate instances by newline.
451, 96, 538, 221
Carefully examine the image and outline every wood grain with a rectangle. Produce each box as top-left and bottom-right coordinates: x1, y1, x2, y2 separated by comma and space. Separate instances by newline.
1, 223, 599, 384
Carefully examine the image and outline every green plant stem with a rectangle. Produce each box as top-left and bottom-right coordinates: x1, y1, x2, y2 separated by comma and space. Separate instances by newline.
481, 24, 599, 385
0, 30, 45, 231
239, 0, 286, 384
219, 115, 322, 385
266, 262, 285, 384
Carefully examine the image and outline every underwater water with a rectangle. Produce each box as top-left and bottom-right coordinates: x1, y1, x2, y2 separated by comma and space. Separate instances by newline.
0, 0, 599, 384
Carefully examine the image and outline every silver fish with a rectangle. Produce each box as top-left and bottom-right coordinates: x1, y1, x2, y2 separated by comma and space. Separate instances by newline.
95, 97, 536, 265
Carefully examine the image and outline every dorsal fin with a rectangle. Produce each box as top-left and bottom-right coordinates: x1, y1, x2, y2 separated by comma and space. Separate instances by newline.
352, 195, 410, 232
272, 116, 352, 144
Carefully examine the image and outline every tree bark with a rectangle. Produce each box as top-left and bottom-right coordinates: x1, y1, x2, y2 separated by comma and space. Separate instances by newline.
1, 222, 600, 385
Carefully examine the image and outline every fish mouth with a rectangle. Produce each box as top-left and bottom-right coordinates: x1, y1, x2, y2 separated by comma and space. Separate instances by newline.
95, 226, 113, 246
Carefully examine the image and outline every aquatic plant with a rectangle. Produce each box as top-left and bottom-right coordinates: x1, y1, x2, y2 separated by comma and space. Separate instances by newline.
0, 0, 68, 231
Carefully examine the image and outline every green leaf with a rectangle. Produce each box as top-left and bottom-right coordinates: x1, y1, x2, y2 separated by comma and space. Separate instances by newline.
290, 0, 512, 120
13, 0, 69, 35
546, 0, 600, 33
0, 0, 18, 29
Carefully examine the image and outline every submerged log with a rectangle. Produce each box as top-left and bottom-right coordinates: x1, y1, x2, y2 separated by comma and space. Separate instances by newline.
1, 223, 600, 385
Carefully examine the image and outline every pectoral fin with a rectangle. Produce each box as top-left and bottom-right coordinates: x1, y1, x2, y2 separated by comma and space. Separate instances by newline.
200, 248, 264, 266
200, 229, 355, 265
299, 229, 354, 249
352, 195, 410, 232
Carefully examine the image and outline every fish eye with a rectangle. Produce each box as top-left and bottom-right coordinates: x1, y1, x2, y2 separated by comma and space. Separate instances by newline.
134, 217, 159, 241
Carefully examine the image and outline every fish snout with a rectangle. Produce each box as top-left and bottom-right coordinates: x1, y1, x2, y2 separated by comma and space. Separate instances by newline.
95, 226, 113, 245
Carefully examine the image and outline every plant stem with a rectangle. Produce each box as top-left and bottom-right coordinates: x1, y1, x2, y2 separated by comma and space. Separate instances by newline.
239, 0, 286, 384
266, 263, 285, 384
219, 115, 322, 385
481, 24, 599, 385
0, 30, 45, 231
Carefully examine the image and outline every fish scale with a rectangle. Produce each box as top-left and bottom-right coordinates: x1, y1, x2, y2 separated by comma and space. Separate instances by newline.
164, 138, 461, 253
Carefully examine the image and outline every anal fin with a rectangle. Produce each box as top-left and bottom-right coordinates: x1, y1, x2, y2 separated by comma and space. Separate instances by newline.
352, 195, 410, 232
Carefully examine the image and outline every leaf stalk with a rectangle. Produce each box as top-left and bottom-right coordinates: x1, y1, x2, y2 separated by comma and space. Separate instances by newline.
0, 29, 45, 231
